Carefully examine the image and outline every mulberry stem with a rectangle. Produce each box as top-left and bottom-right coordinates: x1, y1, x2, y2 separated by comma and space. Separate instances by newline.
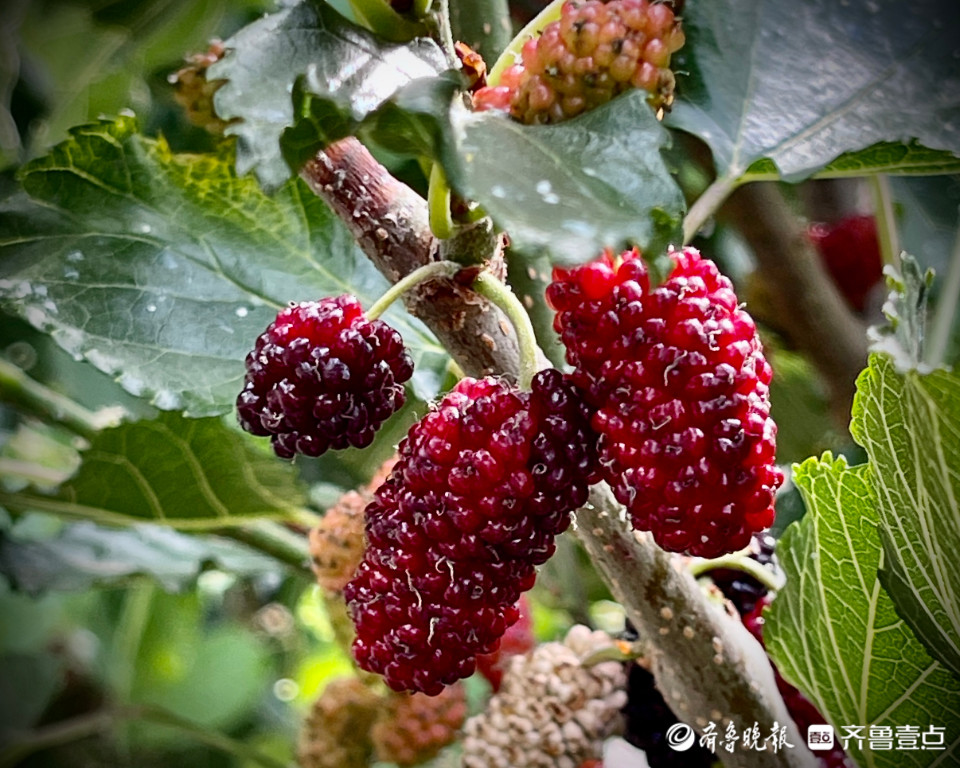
366, 260, 462, 320
687, 551, 785, 594
925, 221, 960, 369
0, 358, 121, 440
428, 164, 455, 239
472, 270, 541, 389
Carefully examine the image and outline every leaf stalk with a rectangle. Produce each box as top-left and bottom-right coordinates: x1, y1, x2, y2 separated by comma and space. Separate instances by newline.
0, 359, 121, 440
924, 217, 960, 369
365, 260, 463, 320
471, 270, 541, 389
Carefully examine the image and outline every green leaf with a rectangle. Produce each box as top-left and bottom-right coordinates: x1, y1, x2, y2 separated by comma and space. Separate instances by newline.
852, 354, 960, 680
669, 0, 960, 183
446, 91, 685, 266
0, 116, 445, 414
209, 0, 446, 190
766, 453, 960, 768
2, 412, 308, 529
219, 0, 684, 264
742, 142, 960, 183
0, 521, 279, 594
130, 591, 271, 737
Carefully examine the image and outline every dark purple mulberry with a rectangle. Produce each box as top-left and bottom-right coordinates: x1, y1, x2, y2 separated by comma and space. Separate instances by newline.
547, 247, 782, 557
236, 296, 413, 459
344, 370, 597, 694
706, 531, 778, 617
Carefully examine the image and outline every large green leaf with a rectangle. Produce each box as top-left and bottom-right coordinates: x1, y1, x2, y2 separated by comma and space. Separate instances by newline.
1, 412, 308, 529
0, 116, 445, 415
0, 521, 280, 594
669, 0, 960, 184
446, 92, 685, 266
766, 453, 960, 768
208, 0, 446, 190
129, 591, 271, 739
852, 354, 960, 679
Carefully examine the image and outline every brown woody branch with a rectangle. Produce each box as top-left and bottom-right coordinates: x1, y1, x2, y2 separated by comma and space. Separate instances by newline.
300, 138, 520, 380
301, 140, 818, 768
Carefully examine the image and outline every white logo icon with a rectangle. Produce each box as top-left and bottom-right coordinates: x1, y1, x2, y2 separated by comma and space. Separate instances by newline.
807, 724, 835, 750
665, 723, 696, 752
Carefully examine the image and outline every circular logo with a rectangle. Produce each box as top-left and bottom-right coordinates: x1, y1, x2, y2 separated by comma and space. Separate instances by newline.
665, 722, 696, 752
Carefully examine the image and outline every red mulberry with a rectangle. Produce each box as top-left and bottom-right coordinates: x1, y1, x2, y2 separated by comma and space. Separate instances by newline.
547, 247, 782, 557
808, 214, 883, 313
344, 369, 597, 694
237, 296, 413, 459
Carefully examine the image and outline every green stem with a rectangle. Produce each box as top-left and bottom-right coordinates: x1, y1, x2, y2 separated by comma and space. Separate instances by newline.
0, 358, 120, 440
431, 0, 459, 66
487, 0, 566, 85
366, 260, 462, 320
683, 175, 740, 244
110, 581, 156, 703
0, 705, 290, 768
471, 271, 540, 389
871, 174, 900, 269
924, 217, 960, 369
218, 521, 312, 572
687, 551, 785, 594
138, 706, 291, 768
428, 163, 455, 240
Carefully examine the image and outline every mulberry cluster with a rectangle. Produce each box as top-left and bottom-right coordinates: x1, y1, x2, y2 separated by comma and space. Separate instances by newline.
462, 625, 627, 768
309, 457, 398, 592
547, 247, 782, 557
371, 684, 468, 765
297, 678, 380, 768
473, 0, 685, 123
237, 296, 413, 459
344, 370, 597, 694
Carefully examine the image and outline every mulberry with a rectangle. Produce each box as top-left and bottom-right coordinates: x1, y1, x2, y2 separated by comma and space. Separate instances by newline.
474, 0, 685, 123
704, 531, 779, 616
808, 214, 883, 313
237, 296, 413, 459
547, 247, 782, 557
344, 370, 597, 694
298, 678, 380, 768
372, 684, 468, 765
462, 625, 627, 767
